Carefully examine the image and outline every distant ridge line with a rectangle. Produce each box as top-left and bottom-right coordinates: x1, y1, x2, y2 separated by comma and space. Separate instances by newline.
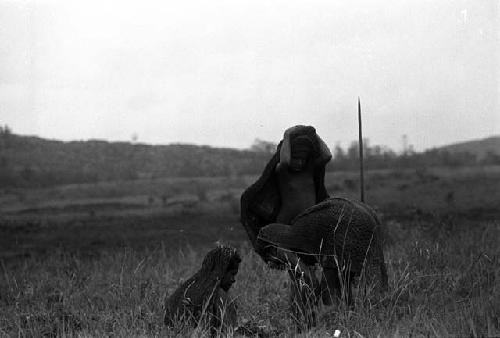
434, 136, 500, 159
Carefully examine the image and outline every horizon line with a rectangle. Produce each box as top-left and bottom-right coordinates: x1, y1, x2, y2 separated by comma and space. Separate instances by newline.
3, 128, 499, 154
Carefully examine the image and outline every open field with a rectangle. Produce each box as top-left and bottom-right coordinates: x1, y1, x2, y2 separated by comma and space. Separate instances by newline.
1, 165, 499, 336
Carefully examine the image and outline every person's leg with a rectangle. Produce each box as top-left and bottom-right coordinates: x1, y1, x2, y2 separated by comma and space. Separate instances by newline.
286, 252, 319, 331
320, 267, 355, 306
320, 267, 340, 305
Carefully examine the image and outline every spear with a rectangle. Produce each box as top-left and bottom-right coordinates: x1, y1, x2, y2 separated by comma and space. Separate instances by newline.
358, 97, 365, 203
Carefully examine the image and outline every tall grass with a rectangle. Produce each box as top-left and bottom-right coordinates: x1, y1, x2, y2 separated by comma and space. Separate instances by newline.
1, 219, 499, 337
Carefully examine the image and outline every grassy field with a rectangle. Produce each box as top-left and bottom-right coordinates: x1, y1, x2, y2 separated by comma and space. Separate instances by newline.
1, 166, 499, 337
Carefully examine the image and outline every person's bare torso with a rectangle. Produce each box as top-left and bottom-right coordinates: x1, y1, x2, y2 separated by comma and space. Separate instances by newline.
276, 161, 316, 224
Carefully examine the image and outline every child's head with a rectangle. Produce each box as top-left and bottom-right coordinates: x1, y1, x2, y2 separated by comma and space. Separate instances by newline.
198, 245, 241, 291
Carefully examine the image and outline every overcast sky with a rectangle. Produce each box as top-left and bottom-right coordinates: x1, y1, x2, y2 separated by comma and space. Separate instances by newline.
0, 0, 498, 152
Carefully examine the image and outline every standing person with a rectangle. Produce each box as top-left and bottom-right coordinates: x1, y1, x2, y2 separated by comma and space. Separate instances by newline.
240, 125, 332, 330
241, 125, 388, 332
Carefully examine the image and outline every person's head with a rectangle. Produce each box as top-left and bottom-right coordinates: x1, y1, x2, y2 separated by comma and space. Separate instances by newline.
289, 135, 315, 172
220, 253, 241, 292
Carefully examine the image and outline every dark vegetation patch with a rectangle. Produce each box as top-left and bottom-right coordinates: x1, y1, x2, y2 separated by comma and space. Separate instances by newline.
0, 212, 245, 262
8, 202, 145, 215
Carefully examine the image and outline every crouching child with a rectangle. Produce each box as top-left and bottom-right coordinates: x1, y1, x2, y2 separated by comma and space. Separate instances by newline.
164, 245, 241, 336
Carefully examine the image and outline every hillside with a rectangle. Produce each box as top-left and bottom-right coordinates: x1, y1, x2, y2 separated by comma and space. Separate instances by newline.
436, 136, 500, 159
0, 132, 272, 187
1, 129, 499, 188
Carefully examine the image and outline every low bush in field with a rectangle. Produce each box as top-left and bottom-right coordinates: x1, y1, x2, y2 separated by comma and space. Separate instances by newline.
1, 219, 499, 337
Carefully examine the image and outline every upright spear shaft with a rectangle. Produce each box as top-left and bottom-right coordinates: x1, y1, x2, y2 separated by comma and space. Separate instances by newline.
358, 97, 365, 203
